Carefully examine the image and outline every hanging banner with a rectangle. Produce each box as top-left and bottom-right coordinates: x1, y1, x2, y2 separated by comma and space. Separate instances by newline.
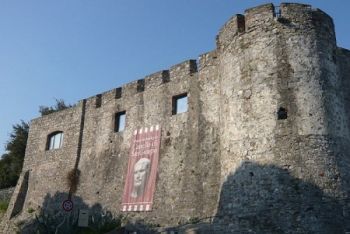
121, 125, 161, 212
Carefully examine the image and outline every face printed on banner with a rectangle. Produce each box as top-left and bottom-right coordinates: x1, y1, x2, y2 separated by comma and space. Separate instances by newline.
131, 158, 151, 198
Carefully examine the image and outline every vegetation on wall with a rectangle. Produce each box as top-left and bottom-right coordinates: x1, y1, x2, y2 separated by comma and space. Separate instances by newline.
39, 99, 72, 116
0, 99, 71, 189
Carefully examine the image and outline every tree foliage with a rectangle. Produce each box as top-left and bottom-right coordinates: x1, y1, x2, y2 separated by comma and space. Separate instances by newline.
39, 99, 72, 116
0, 99, 71, 189
0, 121, 29, 189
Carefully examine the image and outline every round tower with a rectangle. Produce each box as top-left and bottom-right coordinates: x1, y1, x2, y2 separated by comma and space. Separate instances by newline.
215, 3, 349, 233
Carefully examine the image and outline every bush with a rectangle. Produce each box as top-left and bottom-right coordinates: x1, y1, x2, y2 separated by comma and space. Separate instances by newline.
27, 209, 125, 234
0, 121, 29, 189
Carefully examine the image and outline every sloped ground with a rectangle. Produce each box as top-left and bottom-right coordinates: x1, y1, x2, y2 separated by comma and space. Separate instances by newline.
0, 188, 15, 233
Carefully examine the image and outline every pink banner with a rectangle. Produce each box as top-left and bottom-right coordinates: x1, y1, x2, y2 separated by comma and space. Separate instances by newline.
121, 125, 161, 212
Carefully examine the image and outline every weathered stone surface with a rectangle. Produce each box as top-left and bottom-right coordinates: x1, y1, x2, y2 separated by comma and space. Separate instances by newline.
0, 188, 14, 202
0, 188, 14, 223
2, 2, 350, 234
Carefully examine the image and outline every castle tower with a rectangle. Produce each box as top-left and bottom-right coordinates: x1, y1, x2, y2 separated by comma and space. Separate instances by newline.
215, 3, 350, 233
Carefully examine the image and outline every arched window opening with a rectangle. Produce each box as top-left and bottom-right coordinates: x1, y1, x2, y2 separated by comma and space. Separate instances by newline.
47, 131, 64, 150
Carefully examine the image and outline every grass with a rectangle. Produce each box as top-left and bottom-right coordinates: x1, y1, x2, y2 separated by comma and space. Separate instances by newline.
0, 200, 9, 213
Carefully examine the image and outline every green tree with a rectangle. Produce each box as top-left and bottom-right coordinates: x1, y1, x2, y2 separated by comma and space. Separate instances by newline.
0, 121, 29, 189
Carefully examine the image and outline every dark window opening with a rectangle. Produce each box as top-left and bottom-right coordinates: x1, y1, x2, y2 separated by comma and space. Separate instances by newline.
115, 87, 122, 99
46, 131, 64, 150
172, 93, 188, 115
96, 94, 102, 108
277, 107, 288, 120
161, 70, 170, 83
189, 60, 197, 74
115, 111, 126, 132
137, 79, 145, 92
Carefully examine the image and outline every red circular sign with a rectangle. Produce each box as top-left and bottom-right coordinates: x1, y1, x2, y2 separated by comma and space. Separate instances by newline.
62, 199, 73, 212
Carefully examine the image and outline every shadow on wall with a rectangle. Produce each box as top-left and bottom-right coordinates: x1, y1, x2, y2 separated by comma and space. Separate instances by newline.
213, 161, 347, 234
18, 162, 349, 233
19, 192, 155, 234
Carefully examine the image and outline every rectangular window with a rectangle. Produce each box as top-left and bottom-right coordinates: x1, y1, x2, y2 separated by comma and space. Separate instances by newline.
172, 93, 188, 115
115, 111, 126, 132
48, 132, 63, 150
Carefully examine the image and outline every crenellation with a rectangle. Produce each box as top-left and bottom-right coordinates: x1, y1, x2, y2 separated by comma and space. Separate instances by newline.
244, 3, 274, 30
137, 79, 145, 92
311, 9, 336, 46
161, 70, 170, 83
95, 94, 102, 108
115, 87, 122, 99
169, 59, 197, 79
85, 95, 99, 110
216, 15, 245, 50
280, 3, 313, 24
100, 89, 116, 106
144, 70, 167, 90
121, 80, 139, 98
198, 50, 217, 71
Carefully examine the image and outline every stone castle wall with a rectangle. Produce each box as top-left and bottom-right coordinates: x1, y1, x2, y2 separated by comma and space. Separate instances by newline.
2, 3, 350, 233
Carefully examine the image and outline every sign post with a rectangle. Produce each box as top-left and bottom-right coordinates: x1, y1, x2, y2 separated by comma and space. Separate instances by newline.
62, 199, 73, 212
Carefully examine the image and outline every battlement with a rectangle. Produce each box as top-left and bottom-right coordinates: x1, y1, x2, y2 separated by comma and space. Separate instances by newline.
216, 2, 334, 50
280, 3, 334, 29
198, 50, 218, 70
34, 3, 337, 117
245, 3, 274, 30
29, 2, 337, 117
216, 15, 245, 50
71, 59, 197, 111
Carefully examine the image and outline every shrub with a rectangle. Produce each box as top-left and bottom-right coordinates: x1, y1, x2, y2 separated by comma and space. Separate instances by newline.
26, 209, 125, 234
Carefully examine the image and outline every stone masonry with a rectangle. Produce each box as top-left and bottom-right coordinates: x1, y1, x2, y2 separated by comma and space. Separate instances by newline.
2, 3, 350, 233
0, 188, 14, 203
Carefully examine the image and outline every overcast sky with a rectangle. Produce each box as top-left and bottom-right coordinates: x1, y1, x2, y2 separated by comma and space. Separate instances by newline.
1, 0, 349, 156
